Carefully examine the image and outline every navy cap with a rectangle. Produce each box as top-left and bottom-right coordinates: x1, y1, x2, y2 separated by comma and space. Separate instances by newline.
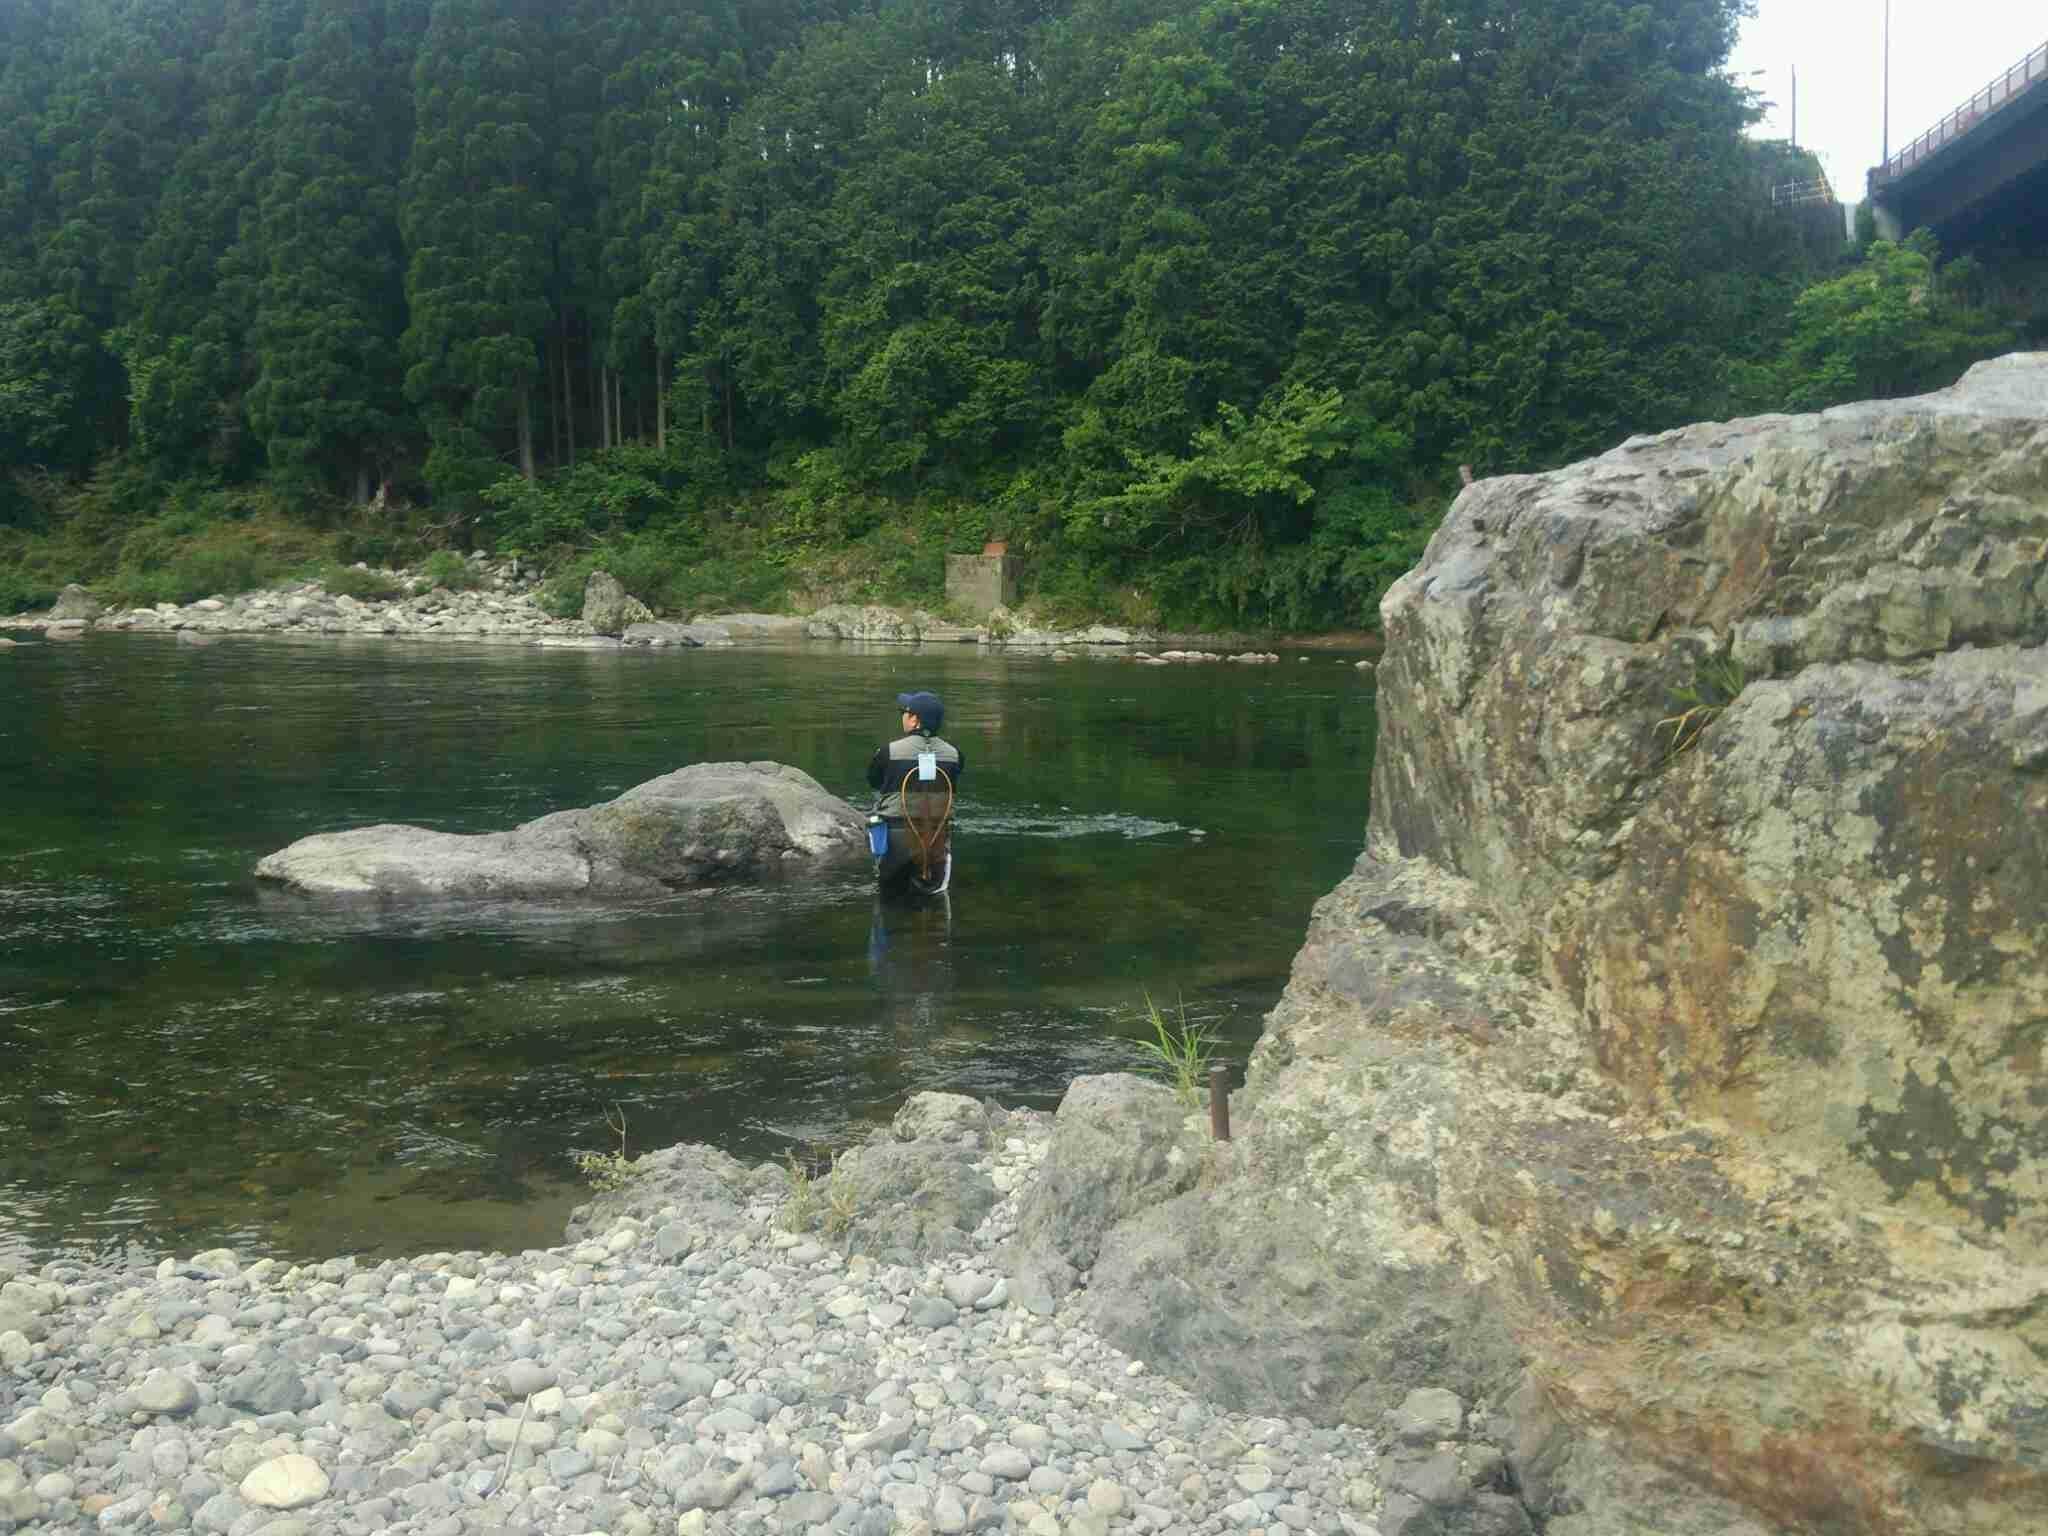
895, 690, 944, 731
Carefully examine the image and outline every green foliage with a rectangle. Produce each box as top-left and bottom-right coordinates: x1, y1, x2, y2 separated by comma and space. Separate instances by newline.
1736, 236, 2020, 412
1132, 993, 1218, 1110
0, 0, 1919, 631
319, 563, 405, 601
417, 550, 484, 592
574, 1105, 638, 1194
0, 299, 99, 470
534, 523, 721, 619
102, 492, 329, 608
480, 446, 701, 560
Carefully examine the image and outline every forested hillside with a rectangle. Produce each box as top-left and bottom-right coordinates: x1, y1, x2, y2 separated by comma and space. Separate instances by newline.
0, 0, 2020, 627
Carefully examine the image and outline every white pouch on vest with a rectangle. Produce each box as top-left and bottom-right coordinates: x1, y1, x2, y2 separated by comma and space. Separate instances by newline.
917, 751, 938, 781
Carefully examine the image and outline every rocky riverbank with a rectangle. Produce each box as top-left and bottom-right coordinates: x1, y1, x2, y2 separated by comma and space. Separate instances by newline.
0, 570, 1378, 666
0, 1090, 1421, 1536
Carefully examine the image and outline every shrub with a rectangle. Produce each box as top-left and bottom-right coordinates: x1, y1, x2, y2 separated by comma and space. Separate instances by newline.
417, 549, 485, 591
104, 513, 329, 607
319, 563, 406, 601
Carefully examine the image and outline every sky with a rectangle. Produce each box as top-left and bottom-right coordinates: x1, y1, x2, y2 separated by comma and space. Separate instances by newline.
1726, 3, 2047, 204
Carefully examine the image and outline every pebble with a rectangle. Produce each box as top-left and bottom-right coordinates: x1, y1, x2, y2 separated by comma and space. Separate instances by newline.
0, 1106, 1401, 1536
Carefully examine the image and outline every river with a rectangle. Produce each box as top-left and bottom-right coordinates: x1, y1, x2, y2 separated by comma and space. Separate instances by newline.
1, 634, 1374, 1264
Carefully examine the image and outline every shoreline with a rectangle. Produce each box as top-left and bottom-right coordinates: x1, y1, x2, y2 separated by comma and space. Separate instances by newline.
0, 571, 1384, 660
0, 1093, 1387, 1536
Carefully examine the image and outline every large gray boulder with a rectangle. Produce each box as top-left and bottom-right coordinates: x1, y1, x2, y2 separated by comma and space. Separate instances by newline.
49, 583, 102, 621
1081, 354, 2048, 1536
581, 569, 654, 635
254, 761, 865, 897
1012, 1073, 1206, 1300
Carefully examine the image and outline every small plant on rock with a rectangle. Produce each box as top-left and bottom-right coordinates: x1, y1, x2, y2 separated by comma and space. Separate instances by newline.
574, 1104, 638, 1193
1135, 992, 1218, 1108
781, 1147, 861, 1238
1657, 653, 1748, 759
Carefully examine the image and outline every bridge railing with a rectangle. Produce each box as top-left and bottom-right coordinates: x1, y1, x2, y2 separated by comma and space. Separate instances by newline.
1872, 37, 2048, 186
1770, 178, 1836, 208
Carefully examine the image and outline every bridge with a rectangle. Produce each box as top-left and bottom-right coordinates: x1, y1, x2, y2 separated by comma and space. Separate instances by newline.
1867, 38, 2048, 249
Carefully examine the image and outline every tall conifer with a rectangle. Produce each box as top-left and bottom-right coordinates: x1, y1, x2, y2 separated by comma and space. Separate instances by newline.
400, 0, 558, 503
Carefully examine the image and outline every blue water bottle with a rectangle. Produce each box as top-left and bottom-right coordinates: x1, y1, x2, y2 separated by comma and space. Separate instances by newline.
866, 813, 889, 857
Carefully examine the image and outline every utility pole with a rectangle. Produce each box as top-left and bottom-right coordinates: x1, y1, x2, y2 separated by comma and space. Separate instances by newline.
1882, 0, 1891, 165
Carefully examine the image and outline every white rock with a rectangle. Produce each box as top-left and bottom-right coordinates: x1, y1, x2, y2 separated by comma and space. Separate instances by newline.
1088, 1480, 1127, 1515
239, 1453, 330, 1510
485, 1417, 557, 1451
0, 1332, 33, 1367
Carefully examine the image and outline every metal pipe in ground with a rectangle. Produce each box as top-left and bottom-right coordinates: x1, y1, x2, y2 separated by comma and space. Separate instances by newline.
1209, 1062, 1231, 1141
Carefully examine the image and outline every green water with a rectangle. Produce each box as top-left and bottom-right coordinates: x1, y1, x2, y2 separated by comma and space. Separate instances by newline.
1, 634, 1374, 1265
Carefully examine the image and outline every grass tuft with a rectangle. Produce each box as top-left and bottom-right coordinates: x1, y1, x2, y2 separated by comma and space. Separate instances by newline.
781, 1147, 860, 1239
1656, 653, 1748, 759
1134, 992, 1219, 1108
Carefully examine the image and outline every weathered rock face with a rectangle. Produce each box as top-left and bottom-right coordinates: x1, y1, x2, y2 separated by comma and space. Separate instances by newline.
620, 620, 734, 648
581, 569, 654, 635
49, 583, 102, 621
1012, 1074, 1207, 1299
1089, 355, 2048, 1535
254, 761, 865, 898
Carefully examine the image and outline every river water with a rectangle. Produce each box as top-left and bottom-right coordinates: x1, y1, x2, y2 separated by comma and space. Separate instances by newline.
1, 634, 1374, 1265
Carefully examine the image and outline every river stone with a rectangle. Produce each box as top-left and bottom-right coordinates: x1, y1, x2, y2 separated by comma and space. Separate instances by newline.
239, 1454, 329, 1509
496, 1362, 557, 1399
620, 620, 733, 648
1389, 1388, 1465, 1445
135, 1370, 200, 1416
1081, 354, 2048, 1536
891, 1091, 989, 1145
253, 761, 865, 898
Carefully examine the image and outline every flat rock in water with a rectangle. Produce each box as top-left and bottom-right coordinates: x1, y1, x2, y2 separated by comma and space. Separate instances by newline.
253, 761, 865, 898
621, 620, 734, 648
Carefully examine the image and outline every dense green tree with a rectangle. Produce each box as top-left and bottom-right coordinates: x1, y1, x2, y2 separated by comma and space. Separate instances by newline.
400, 0, 558, 505
1741, 237, 2020, 411
246, 0, 411, 499
15, 0, 2011, 632
0, 300, 99, 471
121, 0, 306, 475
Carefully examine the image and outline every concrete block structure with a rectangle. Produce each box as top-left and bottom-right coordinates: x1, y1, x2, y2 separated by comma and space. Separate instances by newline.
944, 552, 1020, 619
